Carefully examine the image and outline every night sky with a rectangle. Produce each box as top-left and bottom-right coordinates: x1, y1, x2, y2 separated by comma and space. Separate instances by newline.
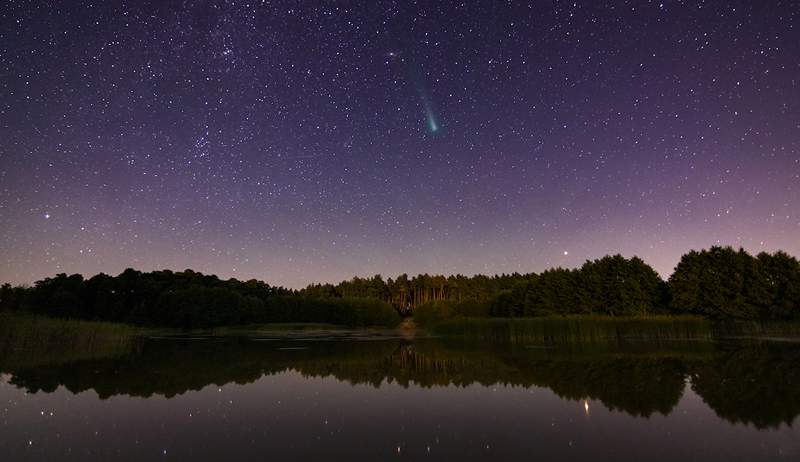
1, 1, 798, 289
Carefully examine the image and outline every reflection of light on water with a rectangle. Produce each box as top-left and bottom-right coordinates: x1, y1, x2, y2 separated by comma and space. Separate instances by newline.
584, 400, 589, 415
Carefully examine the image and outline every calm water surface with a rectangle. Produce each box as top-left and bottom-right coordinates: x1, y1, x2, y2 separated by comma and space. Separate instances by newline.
1, 335, 799, 461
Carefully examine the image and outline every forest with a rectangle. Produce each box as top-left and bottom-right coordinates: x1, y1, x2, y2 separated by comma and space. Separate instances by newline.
1, 246, 799, 328
0, 269, 398, 328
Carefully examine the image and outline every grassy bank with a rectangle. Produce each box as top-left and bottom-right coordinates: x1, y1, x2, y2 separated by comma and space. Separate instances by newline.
423, 315, 715, 343
0, 312, 140, 368
709, 320, 800, 339
422, 315, 800, 343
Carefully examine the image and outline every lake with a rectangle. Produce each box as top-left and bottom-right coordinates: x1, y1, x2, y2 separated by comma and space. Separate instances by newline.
1, 332, 799, 461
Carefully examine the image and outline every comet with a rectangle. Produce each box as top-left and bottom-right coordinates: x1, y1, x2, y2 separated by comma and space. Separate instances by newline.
423, 98, 439, 133
405, 58, 440, 134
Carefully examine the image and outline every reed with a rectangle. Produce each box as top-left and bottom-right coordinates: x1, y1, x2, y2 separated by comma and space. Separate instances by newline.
426, 315, 715, 344
0, 312, 139, 368
710, 320, 800, 339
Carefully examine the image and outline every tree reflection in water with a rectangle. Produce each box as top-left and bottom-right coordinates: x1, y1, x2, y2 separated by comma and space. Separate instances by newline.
1, 334, 798, 429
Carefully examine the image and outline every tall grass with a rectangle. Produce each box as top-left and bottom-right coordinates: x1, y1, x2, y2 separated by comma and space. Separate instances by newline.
710, 320, 800, 339
0, 312, 139, 368
427, 315, 715, 344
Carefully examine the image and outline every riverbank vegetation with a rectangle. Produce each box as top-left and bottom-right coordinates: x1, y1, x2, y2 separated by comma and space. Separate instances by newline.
0, 312, 138, 367
1, 246, 798, 328
425, 315, 715, 343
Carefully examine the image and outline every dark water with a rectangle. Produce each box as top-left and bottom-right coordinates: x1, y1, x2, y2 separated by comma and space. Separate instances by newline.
1, 334, 799, 461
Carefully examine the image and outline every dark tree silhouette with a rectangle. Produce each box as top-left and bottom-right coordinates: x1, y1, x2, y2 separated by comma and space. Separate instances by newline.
669, 247, 800, 320
2, 247, 798, 326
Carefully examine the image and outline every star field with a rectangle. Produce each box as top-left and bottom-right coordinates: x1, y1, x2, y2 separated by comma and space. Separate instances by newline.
1, 1, 799, 288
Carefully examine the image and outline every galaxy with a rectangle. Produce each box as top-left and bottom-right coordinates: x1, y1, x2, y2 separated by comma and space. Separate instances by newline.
1, 1, 798, 288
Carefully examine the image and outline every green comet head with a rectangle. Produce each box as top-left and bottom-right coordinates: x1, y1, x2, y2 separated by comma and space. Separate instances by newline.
427, 115, 439, 133
425, 106, 439, 133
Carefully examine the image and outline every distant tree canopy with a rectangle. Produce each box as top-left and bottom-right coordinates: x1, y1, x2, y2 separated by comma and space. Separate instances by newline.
668, 247, 800, 321
301, 272, 524, 313
0, 269, 398, 328
489, 255, 668, 317
1, 247, 799, 326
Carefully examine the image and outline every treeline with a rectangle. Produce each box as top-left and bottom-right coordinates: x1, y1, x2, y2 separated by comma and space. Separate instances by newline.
437, 249, 798, 322
1, 246, 799, 327
300, 255, 671, 318
0, 268, 399, 328
301, 273, 523, 313
669, 247, 800, 320
307, 247, 800, 322
488, 254, 666, 317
